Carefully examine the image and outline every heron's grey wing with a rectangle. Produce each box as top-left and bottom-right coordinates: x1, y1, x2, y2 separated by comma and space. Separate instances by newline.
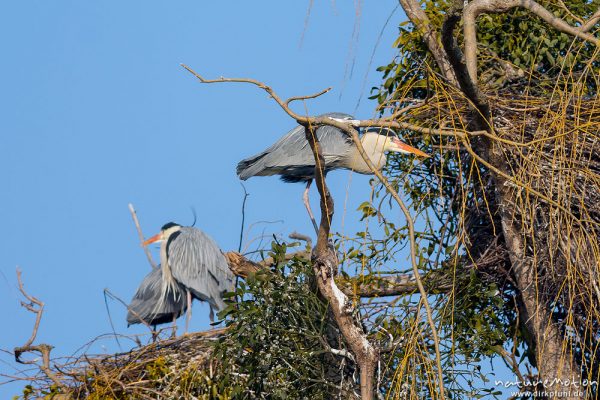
236, 113, 355, 180
168, 228, 234, 312
126, 267, 186, 326
236, 124, 308, 179
317, 125, 355, 167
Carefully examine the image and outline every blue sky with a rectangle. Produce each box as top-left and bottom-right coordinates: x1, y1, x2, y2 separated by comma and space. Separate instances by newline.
0, 1, 513, 397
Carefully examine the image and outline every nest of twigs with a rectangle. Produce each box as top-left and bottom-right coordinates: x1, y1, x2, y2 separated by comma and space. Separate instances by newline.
27, 329, 226, 400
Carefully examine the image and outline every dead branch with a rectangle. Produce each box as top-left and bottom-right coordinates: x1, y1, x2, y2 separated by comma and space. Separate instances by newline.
289, 231, 312, 247
14, 268, 43, 350
237, 184, 249, 253
339, 273, 453, 298
128, 203, 157, 269
225, 250, 455, 298
224, 252, 262, 278
13, 268, 68, 392
286, 87, 332, 107
181, 63, 479, 139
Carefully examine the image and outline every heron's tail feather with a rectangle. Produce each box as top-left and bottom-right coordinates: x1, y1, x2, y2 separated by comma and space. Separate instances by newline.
236, 153, 269, 180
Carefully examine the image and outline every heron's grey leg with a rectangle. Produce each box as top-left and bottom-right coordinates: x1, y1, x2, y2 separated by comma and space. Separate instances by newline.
171, 313, 177, 338
185, 290, 192, 333
303, 180, 319, 234
152, 325, 158, 342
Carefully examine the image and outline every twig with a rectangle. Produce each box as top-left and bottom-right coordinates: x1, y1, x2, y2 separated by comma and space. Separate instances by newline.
104, 288, 155, 333
238, 183, 249, 253
13, 268, 68, 392
128, 203, 157, 269
286, 87, 332, 107
289, 231, 313, 248
15, 268, 44, 350
103, 289, 123, 351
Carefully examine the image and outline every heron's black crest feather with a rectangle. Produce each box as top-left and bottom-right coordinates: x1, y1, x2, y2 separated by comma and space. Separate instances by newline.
161, 222, 180, 231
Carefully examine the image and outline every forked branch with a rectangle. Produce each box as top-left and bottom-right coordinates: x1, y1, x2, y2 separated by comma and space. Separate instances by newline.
13, 268, 67, 392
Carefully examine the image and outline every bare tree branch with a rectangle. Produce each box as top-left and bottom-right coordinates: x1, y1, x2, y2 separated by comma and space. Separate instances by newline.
181, 63, 479, 139
286, 87, 332, 107
128, 203, 157, 269
225, 250, 454, 298
339, 273, 453, 298
13, 268, 68, 392
14, 268, 44, 350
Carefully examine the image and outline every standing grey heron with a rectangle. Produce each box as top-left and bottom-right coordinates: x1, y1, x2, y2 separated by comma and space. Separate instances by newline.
143, 222, 235, 329
126, 266, 187, 328
236, 112, 428, 232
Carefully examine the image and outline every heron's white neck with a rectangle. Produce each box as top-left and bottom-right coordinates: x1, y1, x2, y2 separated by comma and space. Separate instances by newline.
159, 225, 183, 298
345, 132, 391, 174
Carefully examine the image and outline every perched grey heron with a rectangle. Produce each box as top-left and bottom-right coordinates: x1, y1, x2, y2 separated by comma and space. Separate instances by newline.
126, 266, 187, 328
143, 222, 235, 328
236, 112, 429, 232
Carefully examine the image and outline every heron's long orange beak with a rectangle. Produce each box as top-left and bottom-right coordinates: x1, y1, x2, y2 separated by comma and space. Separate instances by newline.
392, 138, 430, 158
142, 233, 162, 246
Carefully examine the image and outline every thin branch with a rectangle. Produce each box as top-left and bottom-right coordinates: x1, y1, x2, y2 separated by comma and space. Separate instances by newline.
181, 64, 476, 138
286, 87, 332, 107
13, 269, 68, 392
238, 184, 249, 253
289, 231, 313, 248
556, 0, 584, 25
128, 203, 157, 269
15, 268, 44, 350
103, 288, 155, 333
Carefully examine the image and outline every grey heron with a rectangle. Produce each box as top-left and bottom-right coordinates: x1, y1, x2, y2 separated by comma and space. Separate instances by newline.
236, 112, 429, 232
127, 266, 187, 335
143, 222, 235, 328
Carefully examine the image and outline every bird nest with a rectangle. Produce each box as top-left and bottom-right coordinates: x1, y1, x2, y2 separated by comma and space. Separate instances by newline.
20, 329, 226, 400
